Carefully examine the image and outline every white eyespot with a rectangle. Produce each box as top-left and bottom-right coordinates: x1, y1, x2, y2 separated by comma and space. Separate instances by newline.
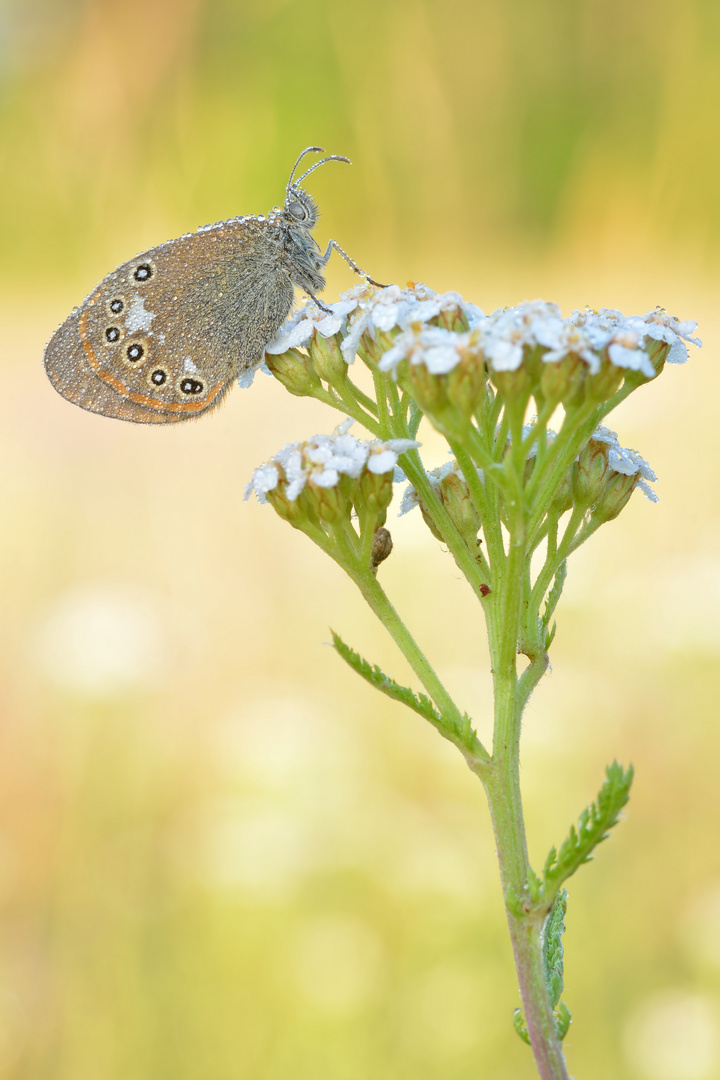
177, 375, 206, 397
103, 325, 124, 346
132, 261, 154, 283
148, 368, 168, 388
124, 341, 147, 367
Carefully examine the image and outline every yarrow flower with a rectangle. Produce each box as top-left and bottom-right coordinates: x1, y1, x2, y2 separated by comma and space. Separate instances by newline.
635, 306, 702, 363
375, 298, 699, 383
242, 269, 696, 1063
337, 281, 484, 362
244, 420, 419, 505
264, 297, 358, 354
588, 425, 658, 502
379, 325, 478, 376
259, 284, 701, 407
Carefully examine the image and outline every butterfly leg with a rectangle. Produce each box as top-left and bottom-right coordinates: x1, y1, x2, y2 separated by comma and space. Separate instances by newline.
321, 240, 387, 288
302, 289, 334, 315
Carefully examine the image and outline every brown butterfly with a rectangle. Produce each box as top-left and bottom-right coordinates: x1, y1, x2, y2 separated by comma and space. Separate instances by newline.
44, 147, 381, 424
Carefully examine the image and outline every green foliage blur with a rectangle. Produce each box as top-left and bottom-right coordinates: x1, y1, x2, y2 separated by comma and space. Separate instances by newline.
1, 1, 720, 1078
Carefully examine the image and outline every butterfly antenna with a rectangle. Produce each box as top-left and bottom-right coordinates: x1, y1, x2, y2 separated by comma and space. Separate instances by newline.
286, 147, 325, 193
291, 154, 351, 192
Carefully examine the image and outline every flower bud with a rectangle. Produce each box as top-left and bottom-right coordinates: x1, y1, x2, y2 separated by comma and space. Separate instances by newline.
308, 475, 354, 525
445, 351, 486, 416
436, 303, 469, 333
489, 353, 534, 402
308, 330, 348, 386
584, 355, 625, 403
548, 465, 575, 516
266, 348, 322, 397
406, 363, 449, 415
572, 438, 610, 509
539, 353, 585, 406
265, 483, 313, 528
358, 466, 394, 520
589, 472, 637, 524
643, 338, 670, 378
437, 468, 483, 544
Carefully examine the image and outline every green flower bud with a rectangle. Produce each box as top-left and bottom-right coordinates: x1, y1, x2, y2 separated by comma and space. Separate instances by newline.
266, 348, 322, 397
539, 353, 586, 407
643, 338, 669, 378
265, 484, 314, 528
549, 464, 576, 516
436, 303, 470, 333
573, 438, 611, 509
585, 355, 625, 403
489, 362, 532, 401
308, 474, 354, 525
437, 468, 483, 544
406, 362, 449, 415
357, 466, 394, 520
589, 472, 637, 524
418, 504, 445, 542
308, 330, 348, 386
445, 351, 487, 416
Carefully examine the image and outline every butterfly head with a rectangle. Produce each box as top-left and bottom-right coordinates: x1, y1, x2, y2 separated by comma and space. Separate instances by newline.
283, 146, 350, 232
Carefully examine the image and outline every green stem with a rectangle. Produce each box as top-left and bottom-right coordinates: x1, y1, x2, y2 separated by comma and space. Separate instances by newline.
475, 547, 570, 1078
482, 753, 570, 1080
318, 385, 382, 435
525, 402, 600, 537
460, 476, 569, 1079
349, 564, 490, 765
399, 449, 491, 601
334, 376, 380, 419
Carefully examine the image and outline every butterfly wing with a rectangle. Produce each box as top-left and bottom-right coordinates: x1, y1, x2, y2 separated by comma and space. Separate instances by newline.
44, 221, 295, 424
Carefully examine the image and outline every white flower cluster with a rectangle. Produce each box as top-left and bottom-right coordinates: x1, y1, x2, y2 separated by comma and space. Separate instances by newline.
245, 420, 419, 504
262, 283, 700, 385
264, 281, 484, 362
378, 298, 701, 379
589, 425, 658, 501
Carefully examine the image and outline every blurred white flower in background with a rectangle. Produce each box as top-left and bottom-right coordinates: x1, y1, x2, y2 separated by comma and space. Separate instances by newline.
33, 583, 169, 696
193, 800, 323, 901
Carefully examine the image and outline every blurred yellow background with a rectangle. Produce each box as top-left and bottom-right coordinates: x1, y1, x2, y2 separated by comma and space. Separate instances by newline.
2, 1, 720, 1077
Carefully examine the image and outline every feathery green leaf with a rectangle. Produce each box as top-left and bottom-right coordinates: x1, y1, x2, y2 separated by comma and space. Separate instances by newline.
541, 761, 633, 904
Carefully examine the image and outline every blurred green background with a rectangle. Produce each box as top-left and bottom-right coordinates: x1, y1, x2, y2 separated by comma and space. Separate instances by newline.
2, 0, 720, 1077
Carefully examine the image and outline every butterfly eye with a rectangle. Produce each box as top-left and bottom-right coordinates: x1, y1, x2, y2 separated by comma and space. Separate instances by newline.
288, 199, 306, 221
